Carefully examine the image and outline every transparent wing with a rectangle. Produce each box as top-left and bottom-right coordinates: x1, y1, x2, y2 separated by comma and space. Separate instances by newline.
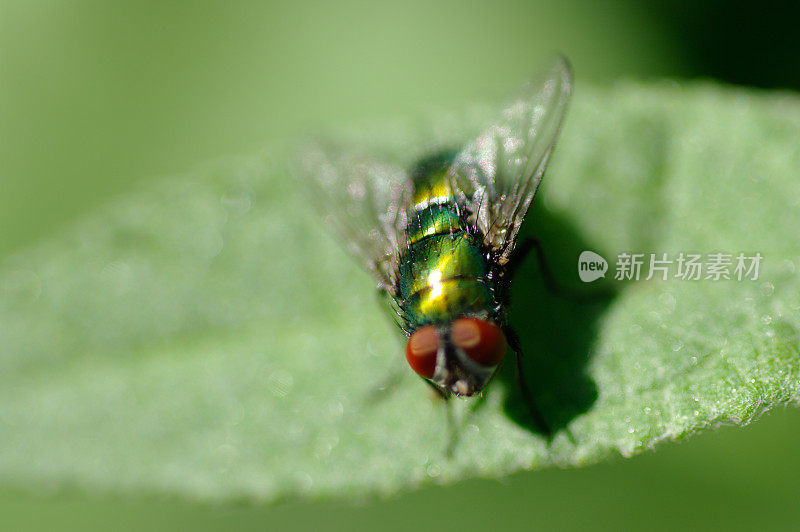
449, 55, 573, 264
295, 140, 412, 291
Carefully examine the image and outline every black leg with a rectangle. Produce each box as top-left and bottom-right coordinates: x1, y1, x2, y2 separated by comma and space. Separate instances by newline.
504, 326, 552, 437
363, 366, 405, 404
420, 379, 463, 457
422, 377, 450, 401
508, 237, 614, 303
505, 236, 536, 280
365, 287, 411, 401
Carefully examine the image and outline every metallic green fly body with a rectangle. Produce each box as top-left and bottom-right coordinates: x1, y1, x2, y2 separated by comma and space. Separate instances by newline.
299, 57, 572, 414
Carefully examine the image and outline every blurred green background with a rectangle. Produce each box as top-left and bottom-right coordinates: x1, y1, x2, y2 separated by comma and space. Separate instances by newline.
2, 0, 799, 529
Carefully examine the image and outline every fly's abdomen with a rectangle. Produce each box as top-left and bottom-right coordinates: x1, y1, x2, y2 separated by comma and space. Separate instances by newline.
398, 205, 493, 327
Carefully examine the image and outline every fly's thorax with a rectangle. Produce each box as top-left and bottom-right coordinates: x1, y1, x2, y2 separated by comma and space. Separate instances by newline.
404, 277, 493, 328
397, 207, 495, 328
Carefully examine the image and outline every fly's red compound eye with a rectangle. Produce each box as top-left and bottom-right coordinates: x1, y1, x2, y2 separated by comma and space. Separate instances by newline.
451, 317, 507, 368
405, 325, 439, 378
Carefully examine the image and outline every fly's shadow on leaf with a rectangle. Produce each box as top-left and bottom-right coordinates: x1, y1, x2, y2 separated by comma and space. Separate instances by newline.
495, 205, 617, 435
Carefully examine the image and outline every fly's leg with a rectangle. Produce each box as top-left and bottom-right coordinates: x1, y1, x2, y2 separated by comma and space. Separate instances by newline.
504, 326, 552, 437
422, 377, 449, 400
376, 286, 403, 330
365, 287, 407, 400
444, 400, 458, 459
422, 378, 461, 458
507, 237, 613, 303
365, 367, 407, 403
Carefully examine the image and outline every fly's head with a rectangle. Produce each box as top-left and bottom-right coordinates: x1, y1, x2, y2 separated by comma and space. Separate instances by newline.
404, 317, 507, 397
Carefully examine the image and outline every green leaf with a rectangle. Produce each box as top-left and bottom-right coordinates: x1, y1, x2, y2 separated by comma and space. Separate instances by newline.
2, 81, 799, 503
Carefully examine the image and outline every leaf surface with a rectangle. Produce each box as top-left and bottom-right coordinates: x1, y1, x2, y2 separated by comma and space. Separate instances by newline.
2, 82, 799, 502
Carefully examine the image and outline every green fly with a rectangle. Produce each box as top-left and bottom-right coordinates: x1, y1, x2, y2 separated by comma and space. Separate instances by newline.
298, 57, 572, 431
